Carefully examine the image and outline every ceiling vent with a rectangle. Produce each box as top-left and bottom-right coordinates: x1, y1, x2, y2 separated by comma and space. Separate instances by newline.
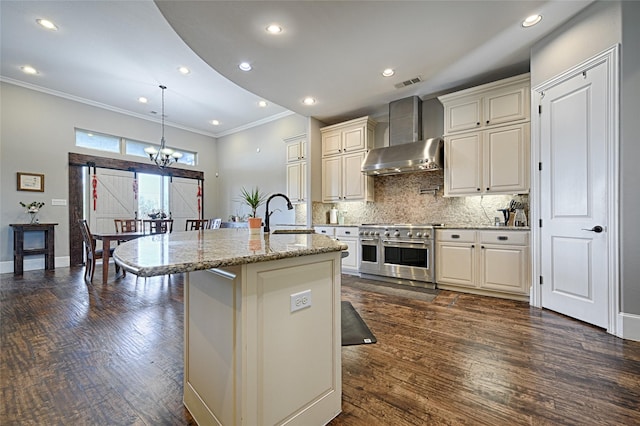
394, 76, 423, 89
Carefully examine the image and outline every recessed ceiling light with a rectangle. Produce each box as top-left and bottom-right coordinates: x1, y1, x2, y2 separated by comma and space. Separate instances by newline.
138, 97, 148, 104
382, 68, 395, 77
21, 65, 38, 75
522, 14, 542, 27
258, 100, 268, 107
302, 97, 316, 106
36, 18, 58, 31
211, 120, 220, 126
239, 62, 252, 71
178, 66, 190, 75
266, 24, 282, 34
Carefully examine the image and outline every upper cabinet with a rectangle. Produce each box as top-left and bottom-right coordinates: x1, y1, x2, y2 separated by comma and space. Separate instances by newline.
284, 134, 307, 204
441, 74, 530, 134
439, 74, 531, 197
320, 117, 376, 202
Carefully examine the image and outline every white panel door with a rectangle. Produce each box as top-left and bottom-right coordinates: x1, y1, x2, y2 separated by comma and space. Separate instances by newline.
170, 177, 200, 231
89, 168, 135, 235
540, 62, 609, 328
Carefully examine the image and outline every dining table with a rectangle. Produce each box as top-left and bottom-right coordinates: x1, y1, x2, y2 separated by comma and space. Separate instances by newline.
92, 231, 146, 284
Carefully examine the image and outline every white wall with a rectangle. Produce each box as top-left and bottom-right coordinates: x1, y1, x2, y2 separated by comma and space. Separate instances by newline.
215, 113, 307, 224
0, 82, 217, 266
531, 1, 640, 316
620, 1, 640, 314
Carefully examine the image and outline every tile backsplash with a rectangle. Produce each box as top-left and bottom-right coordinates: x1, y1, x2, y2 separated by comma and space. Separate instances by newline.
311, 170, 529, 226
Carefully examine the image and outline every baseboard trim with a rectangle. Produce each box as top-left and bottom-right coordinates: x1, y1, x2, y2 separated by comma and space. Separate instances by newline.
0, 256, 71, 274
617, 312, 640, 342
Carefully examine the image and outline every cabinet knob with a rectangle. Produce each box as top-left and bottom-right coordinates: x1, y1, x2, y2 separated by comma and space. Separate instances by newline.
471, 244, 475, 248
452, 234, 460, 239
481, 245, 485, 249
486, 120, 490, 124
476, 122, 480, 126
486, 187, 490, 191
477, 188, 481, 191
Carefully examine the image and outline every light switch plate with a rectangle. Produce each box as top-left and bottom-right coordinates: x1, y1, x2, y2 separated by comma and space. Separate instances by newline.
51, 199, 67, 206
290, 289, 312, 313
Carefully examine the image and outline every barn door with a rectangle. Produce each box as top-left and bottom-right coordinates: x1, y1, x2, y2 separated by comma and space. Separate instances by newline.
88, 168, 136, 235
170, 177, 201, 232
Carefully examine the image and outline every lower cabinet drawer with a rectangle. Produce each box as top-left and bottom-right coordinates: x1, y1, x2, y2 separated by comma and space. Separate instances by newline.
437, 229, 475, 243
479, 231, 528, 245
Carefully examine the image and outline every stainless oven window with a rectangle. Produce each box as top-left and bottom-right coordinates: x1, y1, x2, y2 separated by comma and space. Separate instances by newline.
383, 246, 429, 268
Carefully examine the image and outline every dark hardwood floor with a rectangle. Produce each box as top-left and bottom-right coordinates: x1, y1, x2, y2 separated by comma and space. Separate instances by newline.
2, 267, 639, 425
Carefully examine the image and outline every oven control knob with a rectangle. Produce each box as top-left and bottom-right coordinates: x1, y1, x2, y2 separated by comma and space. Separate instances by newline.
384, 231, 390, 237
394, 231, 400, 237
359, 231, 364, 236
374, 231, 380, 236
415, 232, 422, 238
406, 232, 412, 237
365, 231, 371, 236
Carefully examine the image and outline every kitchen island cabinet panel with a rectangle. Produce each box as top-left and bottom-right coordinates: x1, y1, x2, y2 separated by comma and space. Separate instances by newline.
185, 254, 342, 426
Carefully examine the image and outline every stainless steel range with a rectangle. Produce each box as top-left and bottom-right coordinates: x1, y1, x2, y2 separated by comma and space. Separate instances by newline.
358, 224, 441, 289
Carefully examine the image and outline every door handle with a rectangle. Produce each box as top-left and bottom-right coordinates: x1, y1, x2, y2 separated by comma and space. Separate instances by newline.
582, 225, 604, 233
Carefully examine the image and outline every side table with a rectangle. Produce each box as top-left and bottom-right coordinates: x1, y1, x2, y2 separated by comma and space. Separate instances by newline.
9, 223, 58, 275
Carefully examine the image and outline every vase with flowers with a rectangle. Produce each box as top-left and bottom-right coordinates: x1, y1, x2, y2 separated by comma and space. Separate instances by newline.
20, 201, 45, 224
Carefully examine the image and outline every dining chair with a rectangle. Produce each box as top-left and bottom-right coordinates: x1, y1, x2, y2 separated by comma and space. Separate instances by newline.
78, 219, 124, 282
145, 219, 173, 234
210, 218, 222, 229
114, 219, 142, 233
185, 219, 210, 231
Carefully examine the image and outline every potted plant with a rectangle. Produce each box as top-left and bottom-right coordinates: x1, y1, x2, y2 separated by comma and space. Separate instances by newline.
240, 186, 267, 232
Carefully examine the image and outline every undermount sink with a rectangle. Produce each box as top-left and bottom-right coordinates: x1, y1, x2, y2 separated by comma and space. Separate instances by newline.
271, 229, 316, 234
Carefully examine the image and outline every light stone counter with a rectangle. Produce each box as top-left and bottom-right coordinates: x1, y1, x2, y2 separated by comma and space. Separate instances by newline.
113, 228, 347, 277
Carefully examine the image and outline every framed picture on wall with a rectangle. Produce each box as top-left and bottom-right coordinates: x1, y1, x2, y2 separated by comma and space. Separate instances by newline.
17, 172, 45, 192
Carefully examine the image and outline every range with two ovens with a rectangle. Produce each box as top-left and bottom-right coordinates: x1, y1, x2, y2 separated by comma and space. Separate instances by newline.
358, 224, 442, 289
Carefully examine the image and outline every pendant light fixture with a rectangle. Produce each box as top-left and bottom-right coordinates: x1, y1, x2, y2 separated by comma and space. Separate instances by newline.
144, 85, 182, 168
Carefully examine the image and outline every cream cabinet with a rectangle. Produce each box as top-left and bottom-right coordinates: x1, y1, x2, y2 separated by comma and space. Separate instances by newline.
286, 161, 306, 203
286, 138, 306, 163
436, 229, 530, 300
445, 123, 530, 195
439, 74, 530, 197
440, 74, 530, 134
436, 230, 476, 288
320, 117, 375, 202
314, 226, 359, 274
284, 134, 307, 204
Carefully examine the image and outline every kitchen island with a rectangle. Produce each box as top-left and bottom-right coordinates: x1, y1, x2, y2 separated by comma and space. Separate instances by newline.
114, 229, 347, 426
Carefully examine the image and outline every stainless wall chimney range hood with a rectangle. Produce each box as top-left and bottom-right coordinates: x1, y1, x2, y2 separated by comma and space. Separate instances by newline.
362, 96, 444, 176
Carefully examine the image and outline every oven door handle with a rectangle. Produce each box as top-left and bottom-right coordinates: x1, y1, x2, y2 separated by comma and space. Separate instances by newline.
360, 238, 377, 242
382, 239, 427, 245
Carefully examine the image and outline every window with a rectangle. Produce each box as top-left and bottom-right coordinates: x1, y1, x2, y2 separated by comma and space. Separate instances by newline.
125, 139, 197, 166
75, 129, 120, 153
75, 128, 197, 166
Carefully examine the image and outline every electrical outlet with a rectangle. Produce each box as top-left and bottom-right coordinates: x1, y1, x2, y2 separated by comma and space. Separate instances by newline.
290, 289, 312, 313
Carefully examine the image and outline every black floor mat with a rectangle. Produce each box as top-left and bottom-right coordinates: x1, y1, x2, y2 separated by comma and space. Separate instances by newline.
341, 301, 377, 346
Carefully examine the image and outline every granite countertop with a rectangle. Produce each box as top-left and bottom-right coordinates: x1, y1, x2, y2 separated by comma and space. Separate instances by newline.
113, 228, 348, 277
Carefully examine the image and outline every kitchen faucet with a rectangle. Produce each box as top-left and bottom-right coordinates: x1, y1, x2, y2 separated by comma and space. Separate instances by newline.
264, 193, 293, 233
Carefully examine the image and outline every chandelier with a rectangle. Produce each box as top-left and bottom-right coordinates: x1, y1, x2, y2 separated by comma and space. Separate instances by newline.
144, 85, 182, 168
